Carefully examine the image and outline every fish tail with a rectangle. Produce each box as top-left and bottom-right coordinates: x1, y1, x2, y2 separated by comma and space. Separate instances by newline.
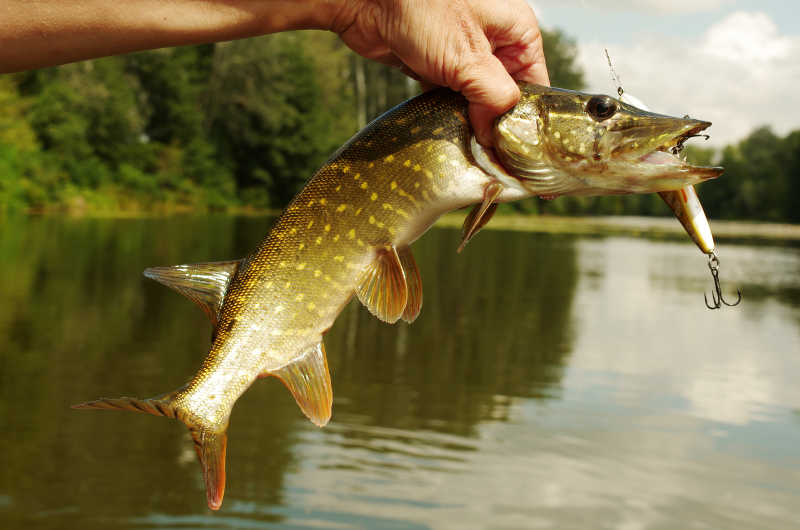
72, 391, 228, 510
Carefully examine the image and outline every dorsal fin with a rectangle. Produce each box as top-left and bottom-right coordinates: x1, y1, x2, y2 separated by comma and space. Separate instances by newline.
397, 246, 423, 323
356, 246, 408, 324
144, 260, 241, 327
268, 341, 333, 427
458, 181, 503, 253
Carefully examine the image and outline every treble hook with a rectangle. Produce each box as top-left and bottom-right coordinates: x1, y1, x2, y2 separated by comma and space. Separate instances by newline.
704, 250, 742, 309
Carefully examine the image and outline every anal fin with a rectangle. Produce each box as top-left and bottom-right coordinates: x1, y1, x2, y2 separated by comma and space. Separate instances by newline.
458, 181, 503, 253
269, 341, 333, 427
356, 246, 408, 324
397, 246, 422, 323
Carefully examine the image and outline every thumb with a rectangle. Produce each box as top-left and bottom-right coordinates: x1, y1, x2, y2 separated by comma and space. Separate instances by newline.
458, 54, 520, 147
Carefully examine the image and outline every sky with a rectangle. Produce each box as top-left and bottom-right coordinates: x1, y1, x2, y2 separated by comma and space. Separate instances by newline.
529, 1, 800, 146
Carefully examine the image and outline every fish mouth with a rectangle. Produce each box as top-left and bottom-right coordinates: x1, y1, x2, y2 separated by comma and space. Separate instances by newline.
636, 120, 723, 179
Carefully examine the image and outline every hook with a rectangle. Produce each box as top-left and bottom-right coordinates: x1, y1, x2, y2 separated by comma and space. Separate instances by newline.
704, 250, 742, 309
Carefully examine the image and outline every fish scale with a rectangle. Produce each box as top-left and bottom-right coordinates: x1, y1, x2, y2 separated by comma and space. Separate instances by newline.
74, 83, 725, 510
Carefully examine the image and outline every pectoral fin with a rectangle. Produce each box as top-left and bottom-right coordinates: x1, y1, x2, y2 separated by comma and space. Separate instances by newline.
356, 246, 408, 324
397, 246, 423, 323
458, 181, 503, 253
144, 260, 241, 328
270, 341, 333, 427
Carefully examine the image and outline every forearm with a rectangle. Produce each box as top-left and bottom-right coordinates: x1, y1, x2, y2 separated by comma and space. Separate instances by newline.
0, 0, 345, 73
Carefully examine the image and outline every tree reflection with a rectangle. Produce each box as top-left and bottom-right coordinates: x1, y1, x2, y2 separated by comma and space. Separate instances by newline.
0, 215, 577, 525
325, 226, 578, 436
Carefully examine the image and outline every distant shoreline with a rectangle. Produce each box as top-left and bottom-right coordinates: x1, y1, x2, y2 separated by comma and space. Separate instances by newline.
435, 213, 800, 244
10, 210, 800, 243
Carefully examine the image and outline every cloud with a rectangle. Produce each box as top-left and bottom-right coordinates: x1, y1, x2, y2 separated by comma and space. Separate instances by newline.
577, 11, 800, 146
533, 0, 732, 15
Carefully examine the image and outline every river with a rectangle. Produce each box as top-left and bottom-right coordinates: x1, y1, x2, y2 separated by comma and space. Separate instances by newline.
1, 215, 799, 529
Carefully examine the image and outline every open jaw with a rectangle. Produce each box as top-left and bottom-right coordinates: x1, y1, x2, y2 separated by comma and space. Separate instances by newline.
636, 121, 724, 179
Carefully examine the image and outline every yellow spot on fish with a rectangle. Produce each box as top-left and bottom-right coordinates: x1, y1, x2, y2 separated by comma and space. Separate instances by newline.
265, 281, 274, 289
307, 199, 315, 207
279, 261, 287, 268
314, 269, 322, 277
403, 160, 411, 168
410, 126, 422, 134
382, 203, 394, 211
414, 182, 420, 188
370, 192, 378, 201
388, 227, 397, 235
290, 228, 297, 234
413, 164, 421, 171
424, 169, 434, 179
384, 155, 395, 163
396, 208, 409, 219
315, 236, 322, 244
432, 127, 444, 135
335, 185, 341, 192
306, 220, 313, 229
357, 239, 365, 247
298, 243, 305, 250
368, 162, 374, 168
284, 281, 291, 288
390, 181, 398, 190
337, 204, 348, 212
422, 190, 431, 201
353, 173, 361, 180
319, 198, 327, 205
307, 302, 316, 311
347, 228, 356, 239
355, 207, 362, 216
360, 182, 368, 189
334, 255, 344, 262
369, 215, 376, 224
376, 221, 385, 228
342, 166, 350, 173
324, 224, 331, 232
296, 263, 306, 270
324, 275, 331, 282
333, 234, 340, 242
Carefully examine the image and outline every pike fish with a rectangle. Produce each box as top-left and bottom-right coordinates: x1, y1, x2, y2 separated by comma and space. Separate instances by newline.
74, 84, 723, 509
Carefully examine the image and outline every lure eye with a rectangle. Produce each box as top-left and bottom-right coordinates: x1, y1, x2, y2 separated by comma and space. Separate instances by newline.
586, 96, 618, 121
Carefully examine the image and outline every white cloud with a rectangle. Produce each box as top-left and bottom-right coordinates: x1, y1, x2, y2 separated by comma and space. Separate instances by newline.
532, 0, 732, 15
577, 11, 800, 146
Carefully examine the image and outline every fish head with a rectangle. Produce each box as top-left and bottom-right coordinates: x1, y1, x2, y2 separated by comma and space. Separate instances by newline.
493, 84, 723, 196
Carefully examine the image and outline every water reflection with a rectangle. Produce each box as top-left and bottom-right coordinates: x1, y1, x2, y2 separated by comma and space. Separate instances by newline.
1, 215, 800, 529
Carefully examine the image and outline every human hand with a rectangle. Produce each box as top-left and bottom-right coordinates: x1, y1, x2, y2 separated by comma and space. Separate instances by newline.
332, 0, 550, 146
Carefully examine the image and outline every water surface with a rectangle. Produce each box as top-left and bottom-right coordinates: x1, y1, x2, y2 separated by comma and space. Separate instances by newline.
1, 215, 799, 529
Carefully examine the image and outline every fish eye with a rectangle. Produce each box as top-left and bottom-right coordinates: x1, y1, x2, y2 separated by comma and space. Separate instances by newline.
586, 96, 618, 121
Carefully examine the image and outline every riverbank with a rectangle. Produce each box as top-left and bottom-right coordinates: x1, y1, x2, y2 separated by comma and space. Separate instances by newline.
436, 213, 800, 244
8, 209, 800, 244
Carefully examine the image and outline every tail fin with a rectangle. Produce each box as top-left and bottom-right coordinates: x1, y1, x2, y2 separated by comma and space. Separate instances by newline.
72, 393, 228, 510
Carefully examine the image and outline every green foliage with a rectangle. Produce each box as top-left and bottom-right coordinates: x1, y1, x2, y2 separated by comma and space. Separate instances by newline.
207, 33, 354, 207
0, 26, 796, 222
696, 127, 799, 222
541, 28, 585, 90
